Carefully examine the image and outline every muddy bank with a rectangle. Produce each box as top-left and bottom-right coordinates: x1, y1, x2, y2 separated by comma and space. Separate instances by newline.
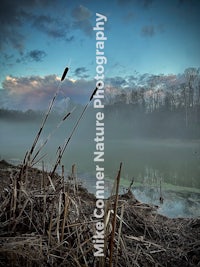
0, 160, 200, 266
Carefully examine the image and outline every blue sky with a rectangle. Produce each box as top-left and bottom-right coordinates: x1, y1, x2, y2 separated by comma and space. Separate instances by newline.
0, 0, 200, 110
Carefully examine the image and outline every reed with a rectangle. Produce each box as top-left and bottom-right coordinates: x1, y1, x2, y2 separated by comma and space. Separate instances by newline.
24, 66, 70, 167
31, 107, 76, 166
51, 86, 98, 177
109, 162, 122, 267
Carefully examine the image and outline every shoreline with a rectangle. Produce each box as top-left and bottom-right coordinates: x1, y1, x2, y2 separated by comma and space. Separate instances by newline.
2, 159, 200, 218
0, 159, 200, 266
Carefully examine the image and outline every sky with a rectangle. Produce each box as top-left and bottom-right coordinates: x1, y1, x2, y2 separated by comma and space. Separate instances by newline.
0, 0, 200, 110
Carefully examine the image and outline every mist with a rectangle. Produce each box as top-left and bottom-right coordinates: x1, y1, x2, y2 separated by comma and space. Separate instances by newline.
1, 105, 200, 186
1, 96, 200, 217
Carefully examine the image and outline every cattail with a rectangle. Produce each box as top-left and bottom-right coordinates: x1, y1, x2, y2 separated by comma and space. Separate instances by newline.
62, 106, 75, 121
62, 112, 71, 121
90, 86, 98, 101
61, 67, 69, 81
25, 66, 69, 166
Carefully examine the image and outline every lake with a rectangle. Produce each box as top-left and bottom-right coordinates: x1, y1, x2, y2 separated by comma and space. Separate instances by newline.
1, 119, 200, 217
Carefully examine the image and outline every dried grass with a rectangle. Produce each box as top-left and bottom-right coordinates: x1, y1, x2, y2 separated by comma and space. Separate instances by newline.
0, 162, 200, 266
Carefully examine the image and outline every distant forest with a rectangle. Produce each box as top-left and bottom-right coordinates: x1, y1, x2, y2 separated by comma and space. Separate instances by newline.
105, 68, 200, 139
1, 68, 200, 139
0, 109, 43, 121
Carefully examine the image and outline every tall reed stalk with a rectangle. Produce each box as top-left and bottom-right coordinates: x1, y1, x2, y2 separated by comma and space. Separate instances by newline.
25, 67, 69, 166
109, 162, 122, 267
31, 107, 76, 166
51, 85, 98, 177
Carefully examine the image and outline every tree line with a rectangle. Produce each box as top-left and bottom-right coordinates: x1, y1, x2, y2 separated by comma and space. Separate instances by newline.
105, 68, 200, 139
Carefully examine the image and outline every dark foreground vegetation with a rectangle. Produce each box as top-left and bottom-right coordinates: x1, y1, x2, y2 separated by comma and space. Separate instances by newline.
0, 160, 200, 267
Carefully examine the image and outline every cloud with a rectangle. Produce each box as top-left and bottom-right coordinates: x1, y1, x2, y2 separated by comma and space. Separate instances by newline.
0, 89, 23, 110
1, 74, 95, 110
142, 0, 154, 9
0, 1, 35, 51
74, 67, 89, 78
117, 0, 133, 5
157, 24, 165, 34
0, 0, 31, 28
106, 74, 152, 89
0, 22, 25, 53
71, 5, 93, 37
141, 25, 155, 37
17, 49, 47, 63
106, 76, 128, 88
177, 0, 184, 6
123, 11, 135, 22
177, 0, 200, 9
18, 49, 47, 62
33, 15, 65, 38
0, 0, 72, 54
0, 53, 15, 68
32, 14, 73, 41
2, 53, 15, 61
118, 0, 154, 8
177, 0, 196, 7
0, 1, 94, 61
141, 23, 165, 37
105, 73, 181, 92
28, 50, 47, 62
71, 5, 91, 21
72, 20, 93, 37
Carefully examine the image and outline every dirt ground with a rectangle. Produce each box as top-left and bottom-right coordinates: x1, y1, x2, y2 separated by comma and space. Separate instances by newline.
0, 160, 200, 267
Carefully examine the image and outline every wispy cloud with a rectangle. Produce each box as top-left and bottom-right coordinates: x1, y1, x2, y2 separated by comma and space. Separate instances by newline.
27, 50, 47, 62
141, 25, 155, 37
71, 5, 93, 37
142, 0, 154, 9
141, 23, 165, 37
16, 49, 47, 63
32, 14, 73, 41
117, 0, 133, 6
74, 67, 89, 78
71, 5, 91, 21
118, 0, 154, 8
177, 0, 197, 7
123, 11, 135, 22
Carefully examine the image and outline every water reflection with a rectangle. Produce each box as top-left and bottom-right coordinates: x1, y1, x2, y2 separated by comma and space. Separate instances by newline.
1, 119, 200, 217
76, 165, 200, 218
132, 187, 200, 218
105, 139, 200, 190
